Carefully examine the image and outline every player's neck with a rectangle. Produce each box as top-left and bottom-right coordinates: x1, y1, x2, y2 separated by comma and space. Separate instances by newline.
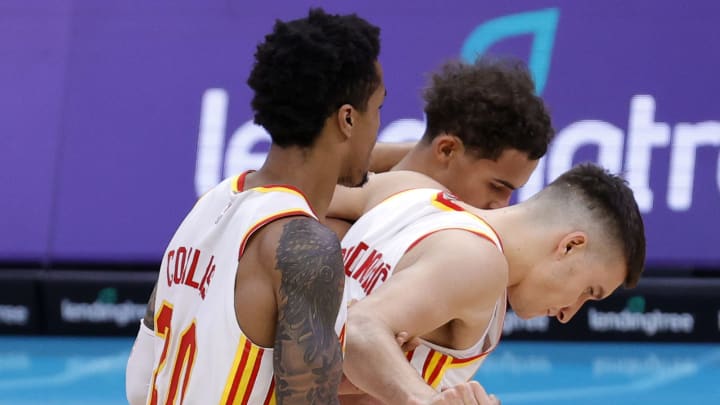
392, 144, 441, 178
481, 205, 538, 287
246, 144, 339, 219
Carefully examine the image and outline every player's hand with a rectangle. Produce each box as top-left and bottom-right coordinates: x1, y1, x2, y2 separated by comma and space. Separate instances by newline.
421, 381, 500, 405
395, 331, 421, 352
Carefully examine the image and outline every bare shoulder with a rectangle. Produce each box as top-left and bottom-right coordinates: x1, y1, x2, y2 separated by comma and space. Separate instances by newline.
401, 229, 508, 305
253, 216, 342, 272
364, 170, 446, 208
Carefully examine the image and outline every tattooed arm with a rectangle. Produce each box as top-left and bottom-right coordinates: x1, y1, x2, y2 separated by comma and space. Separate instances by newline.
272, 217, 345, 405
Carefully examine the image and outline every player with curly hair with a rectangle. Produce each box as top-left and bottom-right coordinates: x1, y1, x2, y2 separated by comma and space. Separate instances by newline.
329, 57, 555, 239
402, 57, 553, 209
335, 163, 645, 404
126, 8, 384, 405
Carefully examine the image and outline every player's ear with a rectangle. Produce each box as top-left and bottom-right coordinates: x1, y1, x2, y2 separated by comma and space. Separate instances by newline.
336, 104, 354, 140
432, 133, 463, 164
556, 231, 587, 258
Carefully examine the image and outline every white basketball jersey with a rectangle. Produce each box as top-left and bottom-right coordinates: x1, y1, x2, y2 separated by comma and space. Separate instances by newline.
341, 188, 506, 390
147, 172, 340, 405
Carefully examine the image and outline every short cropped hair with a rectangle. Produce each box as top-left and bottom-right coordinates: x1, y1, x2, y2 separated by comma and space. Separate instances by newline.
248, 8, 381, 147
422, 57, 554, 160
548, 163, 646, 288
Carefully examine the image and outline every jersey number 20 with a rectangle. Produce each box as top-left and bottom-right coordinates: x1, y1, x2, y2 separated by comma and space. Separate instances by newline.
148, 301, 198, 405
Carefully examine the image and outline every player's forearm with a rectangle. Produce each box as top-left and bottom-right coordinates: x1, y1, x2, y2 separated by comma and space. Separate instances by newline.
369, 142, 415, 173
343, 312, 435, 404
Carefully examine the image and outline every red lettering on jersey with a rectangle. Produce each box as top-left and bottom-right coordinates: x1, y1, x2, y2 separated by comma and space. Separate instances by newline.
173, 247, 188, 285
363, 263, 389, 294
341, 247, 353, 275
344, 241, 393, 295
344, 242, 368, 275
199, 255, 216, 299
166, 250, 175, 287
352, 249, 383, 282
184, 249, 201, 289
165, 246, 215, 300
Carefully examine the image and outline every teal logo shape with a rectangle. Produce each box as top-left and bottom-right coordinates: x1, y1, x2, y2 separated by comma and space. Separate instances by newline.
461, 8, 559, 95
97, 287, 118, 304
626, 296, 646, 313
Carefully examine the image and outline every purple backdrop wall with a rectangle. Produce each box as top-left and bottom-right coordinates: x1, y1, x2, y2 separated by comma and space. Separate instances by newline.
2, 1, 719, 268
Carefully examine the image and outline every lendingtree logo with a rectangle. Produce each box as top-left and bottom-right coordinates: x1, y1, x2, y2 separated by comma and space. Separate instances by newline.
194, 8, 561, 196
588, 296, 694, 336
195, 8, 720, 215
61, 287, 145, 327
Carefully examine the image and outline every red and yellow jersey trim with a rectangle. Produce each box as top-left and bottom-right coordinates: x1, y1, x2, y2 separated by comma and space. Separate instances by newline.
231, 171, 253, 194
230, 171, 319, 219
263, 380, 276, 405
421, 350, 453, 389
430, 190, 464, 212
410, 348, 489, 389
338, 324, 347, 355
221, 334, 267, 405
428, 191, 504, 251
238, 209, 314, 259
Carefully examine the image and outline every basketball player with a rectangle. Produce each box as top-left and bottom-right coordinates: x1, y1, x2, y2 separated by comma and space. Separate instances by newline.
126, 9, 381, 405
326, 57, 554, 240
335, 165, 645, 404
126, 8, 499, 405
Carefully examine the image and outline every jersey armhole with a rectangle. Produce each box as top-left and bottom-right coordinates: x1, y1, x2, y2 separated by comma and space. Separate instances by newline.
237, 211, 314, 260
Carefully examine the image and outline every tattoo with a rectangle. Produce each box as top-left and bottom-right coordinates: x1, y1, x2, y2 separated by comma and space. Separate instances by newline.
273, 218, 344, 405
142, 283, 157, 330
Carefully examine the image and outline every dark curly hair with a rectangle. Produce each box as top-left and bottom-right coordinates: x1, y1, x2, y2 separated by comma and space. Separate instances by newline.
422, 57, 554, 160
549, 163, 646, 288
247, 8, 381, 148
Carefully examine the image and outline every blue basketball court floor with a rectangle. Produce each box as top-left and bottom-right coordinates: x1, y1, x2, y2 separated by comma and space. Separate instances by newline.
0, 337, 717, 404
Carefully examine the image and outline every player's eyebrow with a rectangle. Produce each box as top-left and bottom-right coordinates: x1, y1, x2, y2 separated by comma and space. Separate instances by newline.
493, 178, 517, 190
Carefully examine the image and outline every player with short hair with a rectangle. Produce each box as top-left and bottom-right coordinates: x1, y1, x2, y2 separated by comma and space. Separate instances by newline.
334, 164, 645, 404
